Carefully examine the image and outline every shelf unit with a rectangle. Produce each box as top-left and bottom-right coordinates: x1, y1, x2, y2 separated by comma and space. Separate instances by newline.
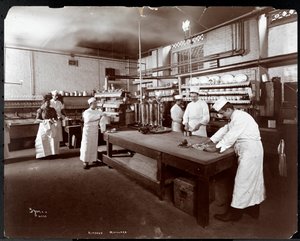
181, 80, 253, 104
94, 91, 127, 125
145, 84, 178, 102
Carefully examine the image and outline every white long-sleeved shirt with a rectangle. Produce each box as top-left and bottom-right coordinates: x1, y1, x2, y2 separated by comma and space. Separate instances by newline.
170, 104, 184, 123
210, 110, 261, 153
82, 108, 102, 127
182, 99, 210, 127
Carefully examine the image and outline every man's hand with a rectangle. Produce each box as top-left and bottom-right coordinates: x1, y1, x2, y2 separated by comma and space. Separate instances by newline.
203, 139, 213, 145
184, 124, 189, 131
191, 123, 201, 132
203, 143, 219, 153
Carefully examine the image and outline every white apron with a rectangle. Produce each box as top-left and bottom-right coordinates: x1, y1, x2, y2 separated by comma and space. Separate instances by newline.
182, 100, 210, 137
80, 108, 102, 163
50, 99, 64, 142
231, 140, 265, 209
171, 121, 182, 132
188, 119, 207, 137
56, 119, 63, 142
35, 120, 60, 158
80, 125, 99, 162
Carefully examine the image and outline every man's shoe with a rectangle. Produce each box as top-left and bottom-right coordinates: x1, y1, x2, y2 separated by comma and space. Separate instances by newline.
92, 160, 102, 165
244, 204, 260, 219
83, 162, 90, 170
214, 207, 243, 222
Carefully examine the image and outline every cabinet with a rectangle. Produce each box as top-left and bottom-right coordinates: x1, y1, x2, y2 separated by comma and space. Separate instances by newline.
94, 91, 127, 126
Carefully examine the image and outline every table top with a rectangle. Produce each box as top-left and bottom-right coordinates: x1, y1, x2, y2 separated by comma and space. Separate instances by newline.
104, 130, 235, 165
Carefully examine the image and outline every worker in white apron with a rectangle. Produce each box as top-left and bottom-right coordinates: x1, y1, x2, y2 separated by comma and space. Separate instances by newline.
80, 97, 103, 169
182, 86, 210, 136
204, 97, 265, 222
50, 90, 66, 143
35, 97, 60, 159
170, 95, 184, 132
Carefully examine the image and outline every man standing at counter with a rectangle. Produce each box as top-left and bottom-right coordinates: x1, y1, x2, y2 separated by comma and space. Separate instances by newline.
170, 95, 184, 132
80, 97, 103, 170
182, 86, 210, 136
205, 97, 265, 222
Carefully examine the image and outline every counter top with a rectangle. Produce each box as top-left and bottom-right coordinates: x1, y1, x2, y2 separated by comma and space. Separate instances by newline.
5, 118, 38, 126
104, 130, 234, 165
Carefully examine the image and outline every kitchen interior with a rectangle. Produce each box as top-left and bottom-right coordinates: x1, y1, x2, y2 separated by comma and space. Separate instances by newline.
3, 6, 298, 239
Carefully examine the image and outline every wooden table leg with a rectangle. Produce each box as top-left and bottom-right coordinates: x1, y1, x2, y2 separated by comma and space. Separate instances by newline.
107, 142, 113, 157
157, 154, 165, 200
196, 176, 210, 228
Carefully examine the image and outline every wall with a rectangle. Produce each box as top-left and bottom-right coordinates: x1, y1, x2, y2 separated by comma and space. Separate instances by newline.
268, 21, 297, 57
268, 64, 297, 82
218, 19, 260, 66
4, 48, 136, 99
4, 48, 32, 99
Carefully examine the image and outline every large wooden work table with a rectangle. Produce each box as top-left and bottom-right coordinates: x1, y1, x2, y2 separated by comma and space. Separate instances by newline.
103, 130, 236, 228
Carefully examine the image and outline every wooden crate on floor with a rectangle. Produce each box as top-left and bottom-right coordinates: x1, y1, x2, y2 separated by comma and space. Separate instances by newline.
174, 177, 215, 216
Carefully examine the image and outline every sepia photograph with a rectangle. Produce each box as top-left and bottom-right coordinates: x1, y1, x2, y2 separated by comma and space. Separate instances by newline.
2, 5, 298, 239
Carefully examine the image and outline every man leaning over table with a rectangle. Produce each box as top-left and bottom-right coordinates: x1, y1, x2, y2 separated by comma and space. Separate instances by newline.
203, 97, 265, 222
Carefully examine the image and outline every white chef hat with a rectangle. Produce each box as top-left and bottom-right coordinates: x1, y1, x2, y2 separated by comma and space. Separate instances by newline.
88, 97, 97, 105
189, 86, 199, 94
212, 97, 228, 112
51, 90, 58, 96
174, 94, 183, 100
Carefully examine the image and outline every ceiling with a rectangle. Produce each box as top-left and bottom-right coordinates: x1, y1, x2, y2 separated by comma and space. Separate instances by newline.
4, 6, 258, 59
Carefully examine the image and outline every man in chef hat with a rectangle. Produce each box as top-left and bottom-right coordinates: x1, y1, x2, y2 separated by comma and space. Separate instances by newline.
170, 94, 184, 132
80, 97, 103, 169
182, 86, 210, 136
204, 97, 265, 222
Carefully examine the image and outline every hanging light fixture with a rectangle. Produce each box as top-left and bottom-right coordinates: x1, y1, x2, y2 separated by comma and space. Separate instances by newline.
182, 19, 192, 79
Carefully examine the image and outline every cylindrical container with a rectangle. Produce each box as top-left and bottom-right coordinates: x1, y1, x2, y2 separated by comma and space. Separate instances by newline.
148, 99, 154, 126
152, 99, 159, 126
134, 103, 140, 123
140, 99, 149, 125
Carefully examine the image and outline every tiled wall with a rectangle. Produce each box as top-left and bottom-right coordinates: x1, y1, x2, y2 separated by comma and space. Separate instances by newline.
4, 48, 136, 99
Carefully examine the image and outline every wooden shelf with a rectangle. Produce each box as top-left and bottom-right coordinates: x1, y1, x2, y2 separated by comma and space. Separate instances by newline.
183, 98, 251, 104
132, 80, 153, 85
103, 103, 121, 108
182, 91, 249, 96
146, 85, 176, 90
181, 80, 251, 89
108, 80, 127, 84
62, 96, 93, 98
95, 92, 123, 98
103, 111, 120, 116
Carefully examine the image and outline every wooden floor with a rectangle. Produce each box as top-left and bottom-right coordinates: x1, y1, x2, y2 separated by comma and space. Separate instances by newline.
3, 147, 298, 239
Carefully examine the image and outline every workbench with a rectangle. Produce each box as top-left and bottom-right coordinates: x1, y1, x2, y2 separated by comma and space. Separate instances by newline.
103, 130, 236, 228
